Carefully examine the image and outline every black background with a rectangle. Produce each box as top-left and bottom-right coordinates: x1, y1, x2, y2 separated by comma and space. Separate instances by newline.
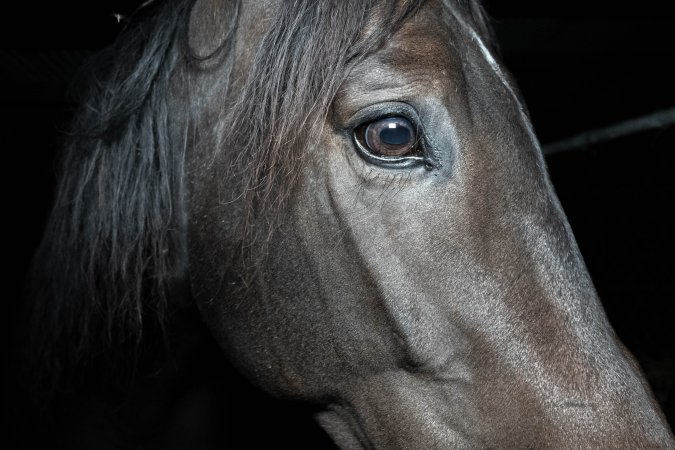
3, 1, 674, 447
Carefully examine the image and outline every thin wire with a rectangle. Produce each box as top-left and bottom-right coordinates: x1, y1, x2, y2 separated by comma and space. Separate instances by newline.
542, 107, 675, 156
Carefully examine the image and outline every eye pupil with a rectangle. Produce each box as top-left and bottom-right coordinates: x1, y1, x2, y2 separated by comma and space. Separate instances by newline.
380, 125, 411, 145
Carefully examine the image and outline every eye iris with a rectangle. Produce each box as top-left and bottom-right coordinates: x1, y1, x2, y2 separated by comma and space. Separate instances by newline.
364, 117, 415, 157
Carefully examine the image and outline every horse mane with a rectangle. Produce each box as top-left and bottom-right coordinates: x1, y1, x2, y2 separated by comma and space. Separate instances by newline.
27, 0, 191, 383
26, 0, 496, 387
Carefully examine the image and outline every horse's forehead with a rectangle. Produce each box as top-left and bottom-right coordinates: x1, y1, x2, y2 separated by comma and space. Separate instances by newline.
378, 0, 457, 73
335, 1, 463, 122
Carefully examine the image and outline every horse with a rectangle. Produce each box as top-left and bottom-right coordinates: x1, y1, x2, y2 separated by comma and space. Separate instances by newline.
22, 0, 675, 447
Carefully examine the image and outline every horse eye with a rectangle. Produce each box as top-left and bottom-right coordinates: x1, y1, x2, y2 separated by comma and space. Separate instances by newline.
355, 116, 418, 158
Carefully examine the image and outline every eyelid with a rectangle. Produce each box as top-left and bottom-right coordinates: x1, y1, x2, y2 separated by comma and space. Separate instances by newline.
353, 137, 426, 167
343, 101, 421, 131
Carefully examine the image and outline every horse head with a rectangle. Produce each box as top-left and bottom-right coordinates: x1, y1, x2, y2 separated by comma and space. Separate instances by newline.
30, 0, 673, 447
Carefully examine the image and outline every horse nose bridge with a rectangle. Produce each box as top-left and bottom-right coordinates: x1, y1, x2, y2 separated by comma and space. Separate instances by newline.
320, 353, 675, 449
317, 366, 671, 449
541, 373, 675, 446
476, 319, 675, 445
